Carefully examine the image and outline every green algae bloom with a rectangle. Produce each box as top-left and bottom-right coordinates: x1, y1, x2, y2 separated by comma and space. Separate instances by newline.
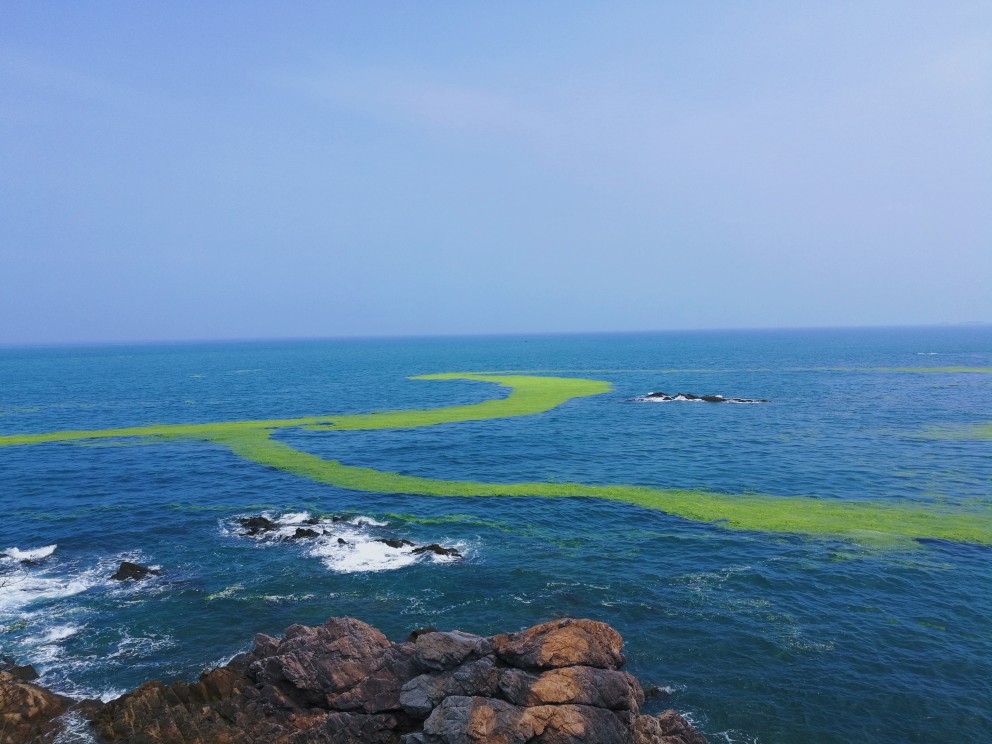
2, 372, 990, 546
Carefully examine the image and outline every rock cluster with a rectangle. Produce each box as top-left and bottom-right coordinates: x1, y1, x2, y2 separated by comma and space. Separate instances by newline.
1, 617, 707, 744
632, 392, 769, 404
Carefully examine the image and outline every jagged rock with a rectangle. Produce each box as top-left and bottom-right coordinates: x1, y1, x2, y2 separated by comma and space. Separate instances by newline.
240, 515, 278, 535
492, 618, 626, 670
415, 631, 492, 671
0, 658, 39, 682
28, 616, 707, 744
291, 528, 320, 539
0, 670, 73, 743
635, 710, 709, 744
110, 561, 160, 581
411, 544, 462, 558
401, 657, 502, 718
248, 617, 394, 708
498, 666, 643, 711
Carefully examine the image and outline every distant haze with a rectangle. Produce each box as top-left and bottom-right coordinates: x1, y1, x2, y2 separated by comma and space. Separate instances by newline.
1, 2, 989, 345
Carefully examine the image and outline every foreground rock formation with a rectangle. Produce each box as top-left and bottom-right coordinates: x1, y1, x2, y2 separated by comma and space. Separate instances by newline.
1, 617, 707, 744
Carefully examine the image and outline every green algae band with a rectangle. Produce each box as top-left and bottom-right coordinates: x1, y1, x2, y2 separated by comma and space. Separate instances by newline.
2, 372, 990, 546
218, 430, 992, 546
0, 373, 611, 446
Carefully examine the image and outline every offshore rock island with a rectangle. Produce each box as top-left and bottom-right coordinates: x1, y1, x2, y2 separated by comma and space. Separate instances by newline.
1, 616, 707, 744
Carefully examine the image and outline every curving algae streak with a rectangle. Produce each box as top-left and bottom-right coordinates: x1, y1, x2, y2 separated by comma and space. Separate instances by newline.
2, 373, 990, 546
215, 430, 992, 547
0, 374, 611, 446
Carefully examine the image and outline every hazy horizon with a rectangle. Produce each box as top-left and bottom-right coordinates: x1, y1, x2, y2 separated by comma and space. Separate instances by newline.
2, 321, 990, 352
2, 2, 990, 345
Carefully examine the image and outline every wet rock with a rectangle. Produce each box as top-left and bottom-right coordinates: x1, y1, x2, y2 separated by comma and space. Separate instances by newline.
338, 537, 349, 545
0, 658, 39, 682
110, 561, 160, 581
492, 618, 626, 670
292, 528, 320, 539
377, 539, 415, 549
411, 544, 462, 558
240, 515, 278, 535
635, 709, 709, 744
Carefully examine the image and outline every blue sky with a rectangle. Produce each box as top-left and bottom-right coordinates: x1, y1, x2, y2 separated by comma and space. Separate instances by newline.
1, 2, 989, 344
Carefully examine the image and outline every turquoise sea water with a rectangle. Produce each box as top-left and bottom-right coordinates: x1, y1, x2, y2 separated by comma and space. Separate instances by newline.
1, 327, 990, 743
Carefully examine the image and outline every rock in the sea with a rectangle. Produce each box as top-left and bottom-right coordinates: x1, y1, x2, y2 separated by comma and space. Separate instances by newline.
30, 616, 707, 744
634, 391, 769, 404
239, 515, 278, 535
411, 544, 462, 558
110, 561, 160, 581
291, 527, 320, 539
377, 538, 416, 549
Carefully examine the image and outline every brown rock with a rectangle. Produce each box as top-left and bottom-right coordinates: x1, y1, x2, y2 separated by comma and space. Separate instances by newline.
523, 704, 636, 744
0, 670, 72, 743
421, 695, 532, 744
248, 617, 392, 708
635, 709, 709, 744
26, 615, 708, 744
498, 666, 644, 711
492, 619, 626, 670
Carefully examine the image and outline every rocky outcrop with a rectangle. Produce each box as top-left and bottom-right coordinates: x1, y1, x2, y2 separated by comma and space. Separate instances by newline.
0, 670, 73, 743
3, 617, 707, 744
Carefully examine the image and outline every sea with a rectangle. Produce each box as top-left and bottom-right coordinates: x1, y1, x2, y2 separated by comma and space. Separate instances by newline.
1, 327, 990, 743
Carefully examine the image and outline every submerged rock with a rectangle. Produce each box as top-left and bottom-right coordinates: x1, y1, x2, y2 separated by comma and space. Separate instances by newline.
110, 561, 160, 581
18, 616, 707, 743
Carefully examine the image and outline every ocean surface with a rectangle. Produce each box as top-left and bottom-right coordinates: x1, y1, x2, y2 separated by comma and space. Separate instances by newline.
1, 327, 990, 743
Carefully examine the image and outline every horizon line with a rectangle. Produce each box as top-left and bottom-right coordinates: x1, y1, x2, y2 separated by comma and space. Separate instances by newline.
1, 321, 989, 351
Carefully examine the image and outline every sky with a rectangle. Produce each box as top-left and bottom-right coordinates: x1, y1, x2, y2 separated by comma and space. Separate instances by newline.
1, 2, 990, 345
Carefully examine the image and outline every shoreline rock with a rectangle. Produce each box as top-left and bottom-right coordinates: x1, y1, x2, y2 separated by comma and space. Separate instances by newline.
0, 617, 707, 744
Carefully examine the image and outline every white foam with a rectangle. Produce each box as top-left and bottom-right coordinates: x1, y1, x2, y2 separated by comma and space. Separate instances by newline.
0, 572, 96, 615
24, 623, 83, 646
279, 511, 312, 525
349, 516, 388, 527
51, 710, 101, 743
310, 537, 420, 573
3, 544, 57, 562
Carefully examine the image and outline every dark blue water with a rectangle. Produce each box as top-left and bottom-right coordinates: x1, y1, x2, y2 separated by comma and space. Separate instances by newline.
1, 328, 990, 743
